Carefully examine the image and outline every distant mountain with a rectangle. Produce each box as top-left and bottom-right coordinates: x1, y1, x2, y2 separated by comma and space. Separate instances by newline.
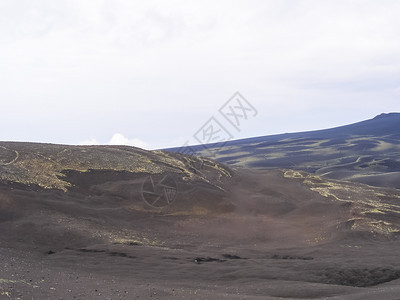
165, 113, 400, 189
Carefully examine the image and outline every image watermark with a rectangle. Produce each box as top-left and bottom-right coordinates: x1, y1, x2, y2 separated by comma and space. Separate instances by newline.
193, 117, 234, 157
176, 141, 197, 156
219, 92, 258, 132
178, 92, 257, 158
194, 117, 233, 145
140, 174, 178, 208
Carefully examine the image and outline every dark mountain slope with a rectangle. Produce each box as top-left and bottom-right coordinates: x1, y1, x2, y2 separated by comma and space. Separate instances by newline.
165, 113, 400, 189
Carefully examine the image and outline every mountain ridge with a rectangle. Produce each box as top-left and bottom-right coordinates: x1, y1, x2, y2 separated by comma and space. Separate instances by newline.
165, 113, 400, 189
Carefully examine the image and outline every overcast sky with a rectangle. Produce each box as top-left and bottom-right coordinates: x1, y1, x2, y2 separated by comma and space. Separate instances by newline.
1, 0, 399, 149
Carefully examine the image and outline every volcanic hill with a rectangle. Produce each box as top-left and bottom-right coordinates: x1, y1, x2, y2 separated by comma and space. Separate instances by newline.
0, 141, 399, 299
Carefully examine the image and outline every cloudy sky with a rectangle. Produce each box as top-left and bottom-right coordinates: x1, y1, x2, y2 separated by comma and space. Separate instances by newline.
1, 0, 399, 149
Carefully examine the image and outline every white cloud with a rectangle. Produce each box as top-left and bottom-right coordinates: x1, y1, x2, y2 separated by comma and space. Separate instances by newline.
77, 134, 150, 150
107, 133, 150, 149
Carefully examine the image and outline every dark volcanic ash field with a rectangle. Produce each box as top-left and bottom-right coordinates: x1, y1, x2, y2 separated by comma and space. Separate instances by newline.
1, 142, 400, 299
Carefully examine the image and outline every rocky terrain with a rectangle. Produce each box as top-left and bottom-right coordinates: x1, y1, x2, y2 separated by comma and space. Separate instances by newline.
167, 113, 400, 190
0, 142, 400, 299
